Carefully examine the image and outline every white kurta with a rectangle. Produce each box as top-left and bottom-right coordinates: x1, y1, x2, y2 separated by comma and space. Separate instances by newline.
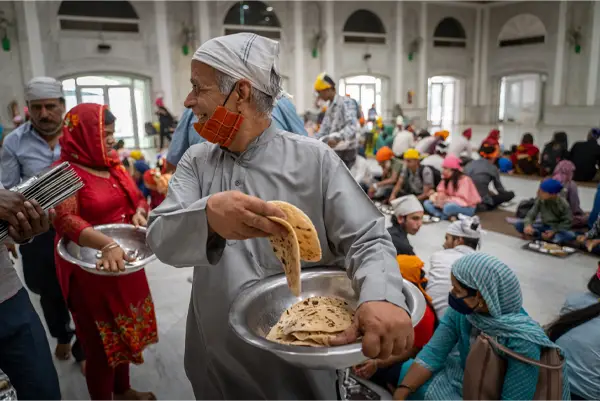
147, 124, 408, 399
425, 245, 475, 318
447, 136, 473, 158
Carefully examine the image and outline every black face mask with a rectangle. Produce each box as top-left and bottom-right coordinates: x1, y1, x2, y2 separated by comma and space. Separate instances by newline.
448, 292, 476, 315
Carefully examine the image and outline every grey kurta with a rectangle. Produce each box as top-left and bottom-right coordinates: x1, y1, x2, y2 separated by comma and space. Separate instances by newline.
147, 123, 408, 399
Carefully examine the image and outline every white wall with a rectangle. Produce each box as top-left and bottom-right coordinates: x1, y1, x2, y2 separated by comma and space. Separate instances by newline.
2, 0, 600, 134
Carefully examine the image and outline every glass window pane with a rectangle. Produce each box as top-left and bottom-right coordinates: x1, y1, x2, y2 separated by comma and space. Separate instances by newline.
80, 87, 104, 104
108, 87, 134, 138
361, 84, 375, 118
77, 75, 131, 86
64, 94, 78, 112
62, 79, 76, 91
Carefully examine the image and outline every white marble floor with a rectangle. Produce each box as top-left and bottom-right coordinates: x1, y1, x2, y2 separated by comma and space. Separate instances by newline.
11, 138, 600, 399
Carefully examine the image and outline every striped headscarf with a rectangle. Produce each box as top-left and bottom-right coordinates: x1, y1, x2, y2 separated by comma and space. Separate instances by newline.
452, 252, 559, 348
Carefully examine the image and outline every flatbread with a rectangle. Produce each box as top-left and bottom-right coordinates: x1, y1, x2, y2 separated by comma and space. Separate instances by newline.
267, 216, 301, 296
281, 304, 353, 335
268, 201, 322, 262
291, 331, 336, 346
265, 296, 355, 347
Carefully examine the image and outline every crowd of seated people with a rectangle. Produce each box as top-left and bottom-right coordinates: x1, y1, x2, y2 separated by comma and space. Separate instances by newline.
502, 128, 600, 182
352, 205, 595, 400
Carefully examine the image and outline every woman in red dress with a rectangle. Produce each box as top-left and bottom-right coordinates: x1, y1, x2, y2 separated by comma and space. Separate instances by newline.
53, 103, 158, 400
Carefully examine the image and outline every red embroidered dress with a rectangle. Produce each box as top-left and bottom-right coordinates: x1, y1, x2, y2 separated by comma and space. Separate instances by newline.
53, 104, 158, 369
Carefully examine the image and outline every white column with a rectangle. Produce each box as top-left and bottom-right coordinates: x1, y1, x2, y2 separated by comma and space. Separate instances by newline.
586, 0, 600, 106
23, 1, 46, 77
155, 1, 174, 110
323, 1, 335, 77
472, 8, 482, 106
394, 1, 405, 106
293, 1, 305, 112
552, 0, 567, 106
197, 1, 211, 45
479, 7, 490, 106
418, 2, 428, 109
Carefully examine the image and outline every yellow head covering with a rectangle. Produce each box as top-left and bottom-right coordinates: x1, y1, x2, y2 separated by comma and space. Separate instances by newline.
403, 148, 420, 160
435, 130, 450, 140
130, 150, 143, 160
376, 116, 383, 128
395, 255, 432, 302
314, 72, 334, 91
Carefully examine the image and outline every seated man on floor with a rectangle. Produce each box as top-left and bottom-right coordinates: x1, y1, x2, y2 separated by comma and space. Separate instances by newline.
426, 215, 482, 318
389, 149, 440, 203
465, 142, 515, 211
421, 141, 446, 173
387, 195, 424, 255
368, 146, 403, 201
514, 178, 575, 244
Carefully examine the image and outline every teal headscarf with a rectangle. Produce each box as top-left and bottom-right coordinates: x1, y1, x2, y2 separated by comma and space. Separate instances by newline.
452, 252, 558, 348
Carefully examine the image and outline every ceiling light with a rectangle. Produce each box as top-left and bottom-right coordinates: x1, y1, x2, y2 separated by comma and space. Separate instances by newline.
266, 6, 273, 11
243, 4, 249, 10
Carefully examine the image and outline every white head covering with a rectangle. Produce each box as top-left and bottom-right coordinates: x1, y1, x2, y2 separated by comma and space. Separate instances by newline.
25, 77, 63, 101
446, 214, 483, 239
396, 115, 404, 126
390, 195, 423, 217
192, 33, 282, 99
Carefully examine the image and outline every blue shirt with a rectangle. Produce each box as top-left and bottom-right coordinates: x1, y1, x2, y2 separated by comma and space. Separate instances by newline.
0, 122, 61, 189
166, 99, 307, 167
555, 292, 600, 400
271, 97, 307, 137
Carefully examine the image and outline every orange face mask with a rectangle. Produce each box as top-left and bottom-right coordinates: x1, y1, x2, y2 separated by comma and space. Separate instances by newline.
193, 86, 244, 148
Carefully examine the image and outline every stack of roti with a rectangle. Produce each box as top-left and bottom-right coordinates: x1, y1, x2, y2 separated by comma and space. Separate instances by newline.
266, 296, 354, 347
266, 201, 322, 296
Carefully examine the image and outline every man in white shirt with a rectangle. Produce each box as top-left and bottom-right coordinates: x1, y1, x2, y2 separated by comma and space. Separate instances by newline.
447, 128, 473, 159
425, 215, 482, 318
392, 118, 415, 157
422, 142, 447, 173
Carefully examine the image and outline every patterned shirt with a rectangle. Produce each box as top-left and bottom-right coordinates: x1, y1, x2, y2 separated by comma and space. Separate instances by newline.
316, 95, 359, 148
585, 213, 600, 239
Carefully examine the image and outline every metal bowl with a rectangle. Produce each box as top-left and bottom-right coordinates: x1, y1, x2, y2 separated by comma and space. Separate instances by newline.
57, 224, 156, 276
229, 268, 426, 370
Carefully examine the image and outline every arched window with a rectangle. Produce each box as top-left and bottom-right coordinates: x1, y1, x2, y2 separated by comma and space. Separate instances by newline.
343, 10, 386, 44
433, 18, 466, 48
58, 1, 139, 33
498, 14, 546, 47
223, 1, 281, 40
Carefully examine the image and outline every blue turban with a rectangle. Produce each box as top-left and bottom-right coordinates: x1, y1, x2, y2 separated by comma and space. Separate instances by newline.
591, 128, 600, 140
134, 160, 150, 175
540, 178, 563, 195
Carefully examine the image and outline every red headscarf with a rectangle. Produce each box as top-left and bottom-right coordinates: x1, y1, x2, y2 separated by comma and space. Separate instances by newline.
484, 129, 500, 146
59, 103, 142, 208
462, 128, 472, 140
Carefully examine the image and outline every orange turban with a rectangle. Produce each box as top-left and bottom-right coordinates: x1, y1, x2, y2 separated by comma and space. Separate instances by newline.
376, 146, 394, 163
435, 130, 450, 140
396, 255, 432, 303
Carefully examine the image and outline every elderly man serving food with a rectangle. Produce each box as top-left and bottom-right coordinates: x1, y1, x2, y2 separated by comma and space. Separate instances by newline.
147, 33, 413, 399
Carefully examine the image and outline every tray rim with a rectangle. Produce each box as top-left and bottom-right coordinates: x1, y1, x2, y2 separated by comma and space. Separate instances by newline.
56, 223, 156, 273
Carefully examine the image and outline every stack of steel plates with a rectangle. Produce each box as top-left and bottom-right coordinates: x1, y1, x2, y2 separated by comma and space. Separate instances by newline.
1, 162, 83, 242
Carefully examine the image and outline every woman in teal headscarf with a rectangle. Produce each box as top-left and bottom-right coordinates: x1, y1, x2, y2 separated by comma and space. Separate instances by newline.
375, 125, 395, 154
394, 252, 569, 400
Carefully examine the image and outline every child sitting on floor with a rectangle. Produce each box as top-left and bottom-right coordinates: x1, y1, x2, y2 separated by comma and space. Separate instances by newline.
514, 178, 575, 244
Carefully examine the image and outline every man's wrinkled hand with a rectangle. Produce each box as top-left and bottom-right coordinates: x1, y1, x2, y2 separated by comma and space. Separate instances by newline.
0, 190, 26, 228
8, 201, 54, 243
330, 301, 414, 360
206, 191, 288, 240
523, 225, 535, 236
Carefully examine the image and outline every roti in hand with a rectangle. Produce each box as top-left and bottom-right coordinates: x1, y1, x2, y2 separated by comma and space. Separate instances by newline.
267, 216, 301, 296
268, 201, 322, 262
